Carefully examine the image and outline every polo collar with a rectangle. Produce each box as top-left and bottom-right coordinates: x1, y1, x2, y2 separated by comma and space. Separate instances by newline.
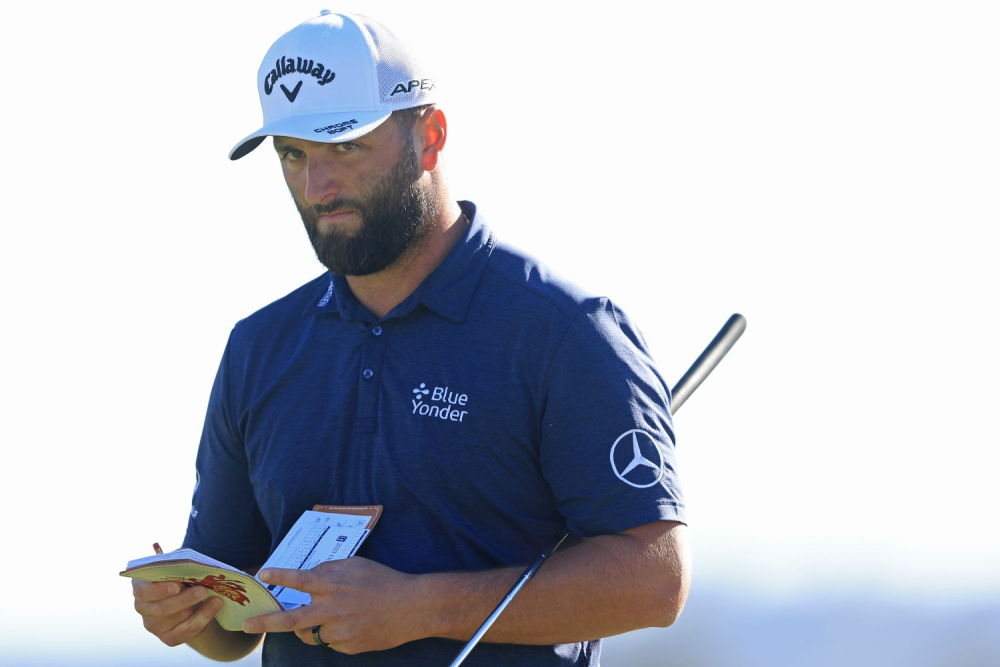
307, 201, 494, 324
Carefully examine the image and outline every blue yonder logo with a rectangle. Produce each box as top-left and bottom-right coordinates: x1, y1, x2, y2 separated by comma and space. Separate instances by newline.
411, 382, 469, 423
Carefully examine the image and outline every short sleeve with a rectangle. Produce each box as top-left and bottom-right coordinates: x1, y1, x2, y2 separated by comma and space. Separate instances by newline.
539, 299, 685, 537
182, 333, 272, 570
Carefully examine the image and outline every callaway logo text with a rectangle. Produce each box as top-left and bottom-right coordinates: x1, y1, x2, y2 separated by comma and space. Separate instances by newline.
263, 57, 336, 97
411, 383, 468, 422
390, 78, 435, 96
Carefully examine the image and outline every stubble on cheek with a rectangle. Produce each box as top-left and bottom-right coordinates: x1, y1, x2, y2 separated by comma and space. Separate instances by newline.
288, 141, 432, 276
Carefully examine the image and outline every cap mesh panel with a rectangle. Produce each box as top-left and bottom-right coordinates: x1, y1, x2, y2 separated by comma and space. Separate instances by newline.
362, 18, 436, 109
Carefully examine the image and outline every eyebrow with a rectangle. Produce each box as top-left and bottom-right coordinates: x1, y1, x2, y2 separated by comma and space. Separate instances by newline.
273, 140, 300, 153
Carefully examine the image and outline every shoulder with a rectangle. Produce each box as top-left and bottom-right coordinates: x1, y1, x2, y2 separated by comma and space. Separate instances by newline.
480, 237, 600, 323
228, 272, 330, 344
476, 235, 655, 370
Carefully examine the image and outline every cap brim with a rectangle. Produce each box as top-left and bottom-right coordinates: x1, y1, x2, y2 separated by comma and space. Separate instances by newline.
229, 110, 392, 160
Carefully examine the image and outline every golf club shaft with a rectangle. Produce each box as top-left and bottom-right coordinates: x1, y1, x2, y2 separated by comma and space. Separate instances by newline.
448, 313, 746, 667
671, 313, 746, 412
446, 531, 570, 666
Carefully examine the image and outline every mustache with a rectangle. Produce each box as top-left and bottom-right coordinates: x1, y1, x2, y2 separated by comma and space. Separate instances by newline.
313, 199, 362, 216
292, 195, 364, 221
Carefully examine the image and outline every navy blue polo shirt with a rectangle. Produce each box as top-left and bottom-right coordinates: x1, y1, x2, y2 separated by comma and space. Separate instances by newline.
183, 201, 685, 666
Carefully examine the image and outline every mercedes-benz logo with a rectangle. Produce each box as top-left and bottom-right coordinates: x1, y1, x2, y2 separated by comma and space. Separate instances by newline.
609, 429, 664, 488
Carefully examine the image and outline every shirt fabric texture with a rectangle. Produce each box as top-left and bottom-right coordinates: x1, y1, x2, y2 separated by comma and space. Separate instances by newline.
183, 201, 685, 666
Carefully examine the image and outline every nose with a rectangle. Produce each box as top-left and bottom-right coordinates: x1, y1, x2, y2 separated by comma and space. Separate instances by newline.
303, 150, 342, 206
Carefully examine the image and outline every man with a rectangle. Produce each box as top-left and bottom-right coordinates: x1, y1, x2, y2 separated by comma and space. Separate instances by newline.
132, 11, 689, 666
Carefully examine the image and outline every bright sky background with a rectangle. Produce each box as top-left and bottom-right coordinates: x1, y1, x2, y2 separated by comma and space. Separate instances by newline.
2, 0, 998, 656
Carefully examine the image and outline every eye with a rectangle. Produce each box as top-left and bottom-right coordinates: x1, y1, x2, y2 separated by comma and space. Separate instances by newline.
334, 142, 359, 153
279, 148, 306, 162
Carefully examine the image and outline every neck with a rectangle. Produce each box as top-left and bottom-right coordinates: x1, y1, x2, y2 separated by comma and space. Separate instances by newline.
345, 199, 466, 319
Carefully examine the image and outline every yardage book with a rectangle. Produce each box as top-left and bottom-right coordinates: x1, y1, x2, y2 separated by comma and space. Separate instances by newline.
121, 505, 382, 631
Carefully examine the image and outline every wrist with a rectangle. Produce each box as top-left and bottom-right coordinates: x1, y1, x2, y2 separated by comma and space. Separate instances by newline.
406, 567, 522, 642
406, 571, 461, 641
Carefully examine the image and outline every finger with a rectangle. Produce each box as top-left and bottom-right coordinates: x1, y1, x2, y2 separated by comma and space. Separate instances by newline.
243, 605, 325, 634
294, 624, 326, 646
132, 579, 184, 602
135, 584, 209, 618
158, 597, 224, 648
143, 607, 196, 637
257, 567, 320, 591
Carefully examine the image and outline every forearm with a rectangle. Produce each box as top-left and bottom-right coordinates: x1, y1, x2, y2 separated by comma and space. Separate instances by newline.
414, 521, 690, 645
187, 620, 262, 662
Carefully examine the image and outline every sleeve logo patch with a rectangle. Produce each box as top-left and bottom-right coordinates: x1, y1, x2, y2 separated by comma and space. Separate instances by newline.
610, 429, 664, 488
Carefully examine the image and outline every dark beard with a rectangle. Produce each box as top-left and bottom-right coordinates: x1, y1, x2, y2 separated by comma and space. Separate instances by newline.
294, 141, 433, 276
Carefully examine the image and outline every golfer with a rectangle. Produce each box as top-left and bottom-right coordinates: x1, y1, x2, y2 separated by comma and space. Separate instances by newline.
131, 11, 689, 666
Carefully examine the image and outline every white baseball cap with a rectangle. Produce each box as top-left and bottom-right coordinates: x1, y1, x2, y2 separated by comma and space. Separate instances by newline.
229, 10, 437, 160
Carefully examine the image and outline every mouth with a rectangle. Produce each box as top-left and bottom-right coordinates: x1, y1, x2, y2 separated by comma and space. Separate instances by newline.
316, 209, 356, 225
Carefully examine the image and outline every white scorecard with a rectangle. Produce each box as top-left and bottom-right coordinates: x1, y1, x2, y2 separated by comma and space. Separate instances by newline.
257, 510, 373, 609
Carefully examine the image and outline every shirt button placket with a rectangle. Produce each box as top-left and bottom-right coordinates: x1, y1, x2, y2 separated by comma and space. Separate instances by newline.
355, 322, 389, 433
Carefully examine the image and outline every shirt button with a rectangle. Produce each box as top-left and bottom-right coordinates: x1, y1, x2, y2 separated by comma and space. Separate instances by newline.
362, 368, 374, 380
371, 325, 383, 336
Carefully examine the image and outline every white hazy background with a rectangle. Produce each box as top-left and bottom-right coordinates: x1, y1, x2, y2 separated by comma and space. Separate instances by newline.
2, 1, 997, 665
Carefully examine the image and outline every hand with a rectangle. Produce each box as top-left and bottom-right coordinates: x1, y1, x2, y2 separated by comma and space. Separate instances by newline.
132, 579, 224, 647
243, 557, 426, 655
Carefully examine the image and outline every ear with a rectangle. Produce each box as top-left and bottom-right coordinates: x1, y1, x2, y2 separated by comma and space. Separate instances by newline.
416, 106, 447, 172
